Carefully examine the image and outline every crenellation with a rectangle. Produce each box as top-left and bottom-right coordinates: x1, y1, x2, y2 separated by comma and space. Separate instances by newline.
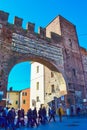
0, 10, 62, 42
14, 16, 23, 27
0, 10, 9, 23
38, 27, 46, 38
7, 23, 28, 39
26, 22, 35, 32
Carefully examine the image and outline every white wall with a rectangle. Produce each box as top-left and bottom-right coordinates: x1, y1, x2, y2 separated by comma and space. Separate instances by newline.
30, 62, 44, 110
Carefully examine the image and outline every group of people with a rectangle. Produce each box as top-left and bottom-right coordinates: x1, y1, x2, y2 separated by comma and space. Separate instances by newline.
0, 107, 16, 130
0, 105, 64, 129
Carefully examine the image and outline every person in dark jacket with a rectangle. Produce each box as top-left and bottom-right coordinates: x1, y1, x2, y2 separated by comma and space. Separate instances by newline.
27, 108, 33, 127
49, 107, 56, 122
32, 107, 38, 127
38, 107, 43, 124
16, 109, 25, 127
7, 107, 16, 130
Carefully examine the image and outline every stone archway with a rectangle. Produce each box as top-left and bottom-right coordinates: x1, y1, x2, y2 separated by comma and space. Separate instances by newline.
0, 11, 66, 106
7, 59, 67, 111
0, 30, 66, 106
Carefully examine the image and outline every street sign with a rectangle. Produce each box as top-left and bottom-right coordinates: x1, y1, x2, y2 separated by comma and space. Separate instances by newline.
0, 91, 3, 101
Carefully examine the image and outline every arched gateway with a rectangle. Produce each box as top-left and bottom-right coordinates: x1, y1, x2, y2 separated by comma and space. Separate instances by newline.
0, 10, 86, 110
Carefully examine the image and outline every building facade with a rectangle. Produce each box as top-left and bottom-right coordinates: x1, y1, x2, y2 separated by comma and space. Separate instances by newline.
44, 65, 67, 109
46, 16, 86, 111
80, 48, 87, 104
30, 62, 67, 110
20, 88, 30, 113
7, 90, 20, 109
7, 88, 30, 113
30, 62, 45, 110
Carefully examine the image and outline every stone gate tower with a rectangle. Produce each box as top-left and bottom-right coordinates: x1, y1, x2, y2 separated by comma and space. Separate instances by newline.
46, 16, 86, 108
0, 10, 86, 109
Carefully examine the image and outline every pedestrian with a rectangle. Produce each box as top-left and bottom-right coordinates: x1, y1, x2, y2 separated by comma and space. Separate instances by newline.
49, 107, 56, 122
48, 107, 51, 117
27, 108, 33, 127
16, 108, 25, 128
66, 107, 70, 118
7, 107, 16, 130
32, 107, 38, 127
38, 107, 43, 124
57, 107, 64, 122
76, 107, 81, 115
70, 106, 74, 116
2, 107, 7, 128
41, 106, 48, 124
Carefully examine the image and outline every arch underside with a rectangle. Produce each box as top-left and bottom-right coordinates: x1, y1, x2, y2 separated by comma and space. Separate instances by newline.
8, 54, 67, 98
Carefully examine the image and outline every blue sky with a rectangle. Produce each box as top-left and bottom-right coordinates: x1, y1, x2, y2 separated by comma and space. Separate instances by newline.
0, 0, 87, 90
8, 62, 31, 91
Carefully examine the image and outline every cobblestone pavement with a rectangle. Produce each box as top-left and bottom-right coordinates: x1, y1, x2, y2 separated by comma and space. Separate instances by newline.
0, 116, 87, 130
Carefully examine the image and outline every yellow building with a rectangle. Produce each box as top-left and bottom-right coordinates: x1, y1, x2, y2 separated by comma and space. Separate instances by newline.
7, 91, 20, 109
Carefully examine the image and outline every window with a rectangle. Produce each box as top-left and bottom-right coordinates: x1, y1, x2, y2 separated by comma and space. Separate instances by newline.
69, 39, 72, 47
22, 92, 27, 96
36, 66, 39, 73
32, 99, 36, 106
22, 92, 24, 96
23, 99, 26, 104
36, 82, 39, 90
51, 85, 55, 93
72, 68, 76, 76
36, 96, 40, 102
15, 100, 18, 105
51, 72, 54, 78
25, 92, 27, 96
